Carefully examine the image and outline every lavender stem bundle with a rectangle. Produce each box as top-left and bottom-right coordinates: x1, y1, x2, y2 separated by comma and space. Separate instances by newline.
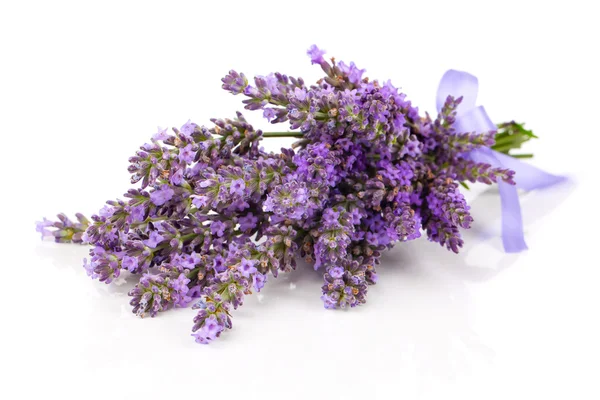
37, 46, 542, 344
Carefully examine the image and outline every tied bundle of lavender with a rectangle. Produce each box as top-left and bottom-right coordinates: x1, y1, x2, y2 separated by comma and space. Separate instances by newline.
37, 46, 563, 344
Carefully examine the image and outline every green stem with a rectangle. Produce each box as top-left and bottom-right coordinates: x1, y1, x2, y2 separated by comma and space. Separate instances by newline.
131, 215, 168, 228
262, 131, 304, 138
491, 143, 519, 153
180, 233, 199, 242
493, 135, 528, 148
509, 153, 534, 159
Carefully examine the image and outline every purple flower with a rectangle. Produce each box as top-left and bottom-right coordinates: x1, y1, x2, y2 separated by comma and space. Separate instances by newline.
180, 120, 196, 137
192, 315, 224, 344
35, 218, 53, 239
129, 272, 191, 317
212, 255, 226, 272
99, 205, 114, 218
144, 231, 164, 248
85, 246, 121, 284
294, 87, 307, 101
199, 179, 212, 188
121, 256, 139, 272
328, 266, 344, 279
35, 213, 89, 244
130, 205, 145, 222
83, 258, 98, 279
150, 185, 174, 206
253, 272, 266, 291
238, 258, 257, 278
322, 209, 340, 225
169, 167, 184, 185
238, 213, 258, 231
222, 70, 247, 95
192, 196, 208, 208
263, 108, 276, 121
178, 144, 195, 163
263, 196, 274, 212
265, 180, 313, 221
307, 45, 325, 65
229, 178, 246, 196
152, 126, 169, 141
210, 221, 227, 238
337, 61, 366, 85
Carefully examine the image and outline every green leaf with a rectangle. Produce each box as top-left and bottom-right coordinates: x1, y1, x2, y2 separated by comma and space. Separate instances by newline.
492, 121, 538, 156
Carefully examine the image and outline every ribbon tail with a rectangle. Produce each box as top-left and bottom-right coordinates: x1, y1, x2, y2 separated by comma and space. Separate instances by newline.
488, 150, 567, 191
497, 181, 528, 253
489, 149, 566, 252
468, 148, 528, 252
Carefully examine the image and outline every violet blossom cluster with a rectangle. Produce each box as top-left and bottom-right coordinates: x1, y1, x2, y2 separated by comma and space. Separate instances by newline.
37, 46, 523, 344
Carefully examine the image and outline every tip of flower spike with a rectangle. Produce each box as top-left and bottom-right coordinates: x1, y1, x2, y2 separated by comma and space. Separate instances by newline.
221, 70, 248, 95
35, 213, 90, 243
152, 126, 169, 141
35, 218, 54, 240
307, 45, 326, 65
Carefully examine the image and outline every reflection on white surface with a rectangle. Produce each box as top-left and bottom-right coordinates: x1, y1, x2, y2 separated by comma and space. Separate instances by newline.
31, 238, 495, 396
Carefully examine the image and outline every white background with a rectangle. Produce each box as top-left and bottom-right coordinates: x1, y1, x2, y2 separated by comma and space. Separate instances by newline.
1, 1, 598, 399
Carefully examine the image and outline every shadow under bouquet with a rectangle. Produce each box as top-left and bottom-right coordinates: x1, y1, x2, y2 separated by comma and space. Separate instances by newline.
37, 45, 564, 344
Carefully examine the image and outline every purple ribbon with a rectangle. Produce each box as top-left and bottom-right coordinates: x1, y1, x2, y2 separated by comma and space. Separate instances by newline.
437, 70, 566, 253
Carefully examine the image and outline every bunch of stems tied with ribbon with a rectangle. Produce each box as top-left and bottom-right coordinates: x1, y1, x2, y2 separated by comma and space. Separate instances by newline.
37, 46, 565, 343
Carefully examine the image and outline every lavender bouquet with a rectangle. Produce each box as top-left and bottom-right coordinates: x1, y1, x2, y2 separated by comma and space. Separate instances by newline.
37, 46, 564, 344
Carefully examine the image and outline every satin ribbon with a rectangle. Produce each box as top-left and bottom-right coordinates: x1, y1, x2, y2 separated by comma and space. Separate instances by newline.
437, 70, 566, 252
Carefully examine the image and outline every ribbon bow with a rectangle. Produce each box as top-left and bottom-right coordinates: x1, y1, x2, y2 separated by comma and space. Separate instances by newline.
437, 70, 565, 253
